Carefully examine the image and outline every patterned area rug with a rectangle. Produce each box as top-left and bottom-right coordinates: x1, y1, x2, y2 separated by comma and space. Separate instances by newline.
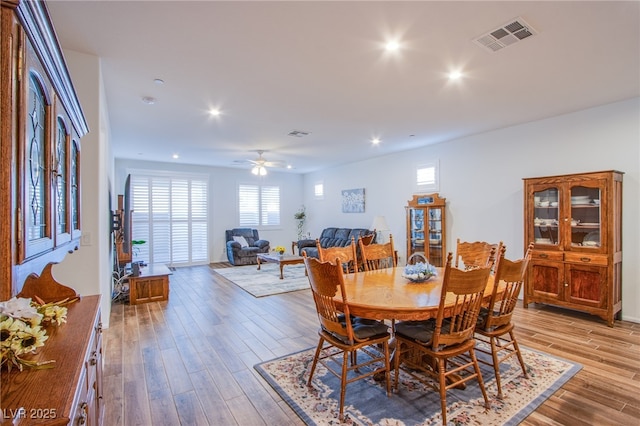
212, 263, 310, 297
254, 342, 581, 425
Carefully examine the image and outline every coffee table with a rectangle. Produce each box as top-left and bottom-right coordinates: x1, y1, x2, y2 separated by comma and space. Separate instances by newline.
256, 253, 305, 279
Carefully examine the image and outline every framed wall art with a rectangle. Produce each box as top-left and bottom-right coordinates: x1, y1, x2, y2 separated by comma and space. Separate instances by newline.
341, 188, 365, 213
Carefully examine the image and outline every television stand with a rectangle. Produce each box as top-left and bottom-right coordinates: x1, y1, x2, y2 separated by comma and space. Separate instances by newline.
128, 263, 172, 304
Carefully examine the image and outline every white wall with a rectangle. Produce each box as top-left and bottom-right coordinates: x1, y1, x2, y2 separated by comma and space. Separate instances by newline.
302, 98, 640, 323
51, 51, 114, 326
113, 159, 304, 263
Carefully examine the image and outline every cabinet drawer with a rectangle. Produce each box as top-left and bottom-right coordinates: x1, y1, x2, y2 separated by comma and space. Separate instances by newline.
564, 252, 608, 266
531, 251, 564, 261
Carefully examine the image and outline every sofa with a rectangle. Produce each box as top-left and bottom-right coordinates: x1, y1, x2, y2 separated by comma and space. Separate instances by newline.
297, 227, 373, 259
225, 228, 270, 265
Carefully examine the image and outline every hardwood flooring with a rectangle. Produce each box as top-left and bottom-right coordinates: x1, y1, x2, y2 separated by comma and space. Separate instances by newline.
103, 264, 640, 425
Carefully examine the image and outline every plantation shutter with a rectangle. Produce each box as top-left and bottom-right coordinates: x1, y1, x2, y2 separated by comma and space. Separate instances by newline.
130, 172, 208, 266
238, 184, 280, 226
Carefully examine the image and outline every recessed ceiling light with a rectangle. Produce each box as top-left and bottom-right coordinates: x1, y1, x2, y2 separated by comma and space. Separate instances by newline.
448, 70, 463, 81
141, 96, 156, 105
154, 78, 165, 85
384, 40, 401, 52
287, 164, 292, 169
172, 154, 179, 159
209, 108, 221, 117
371, 138, 381, 145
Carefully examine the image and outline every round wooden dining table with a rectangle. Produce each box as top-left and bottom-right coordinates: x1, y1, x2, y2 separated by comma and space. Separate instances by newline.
338, 266, 497, 321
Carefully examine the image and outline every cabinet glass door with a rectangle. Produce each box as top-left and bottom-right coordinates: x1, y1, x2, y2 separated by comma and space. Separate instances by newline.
409, 208, 425, 253
428, 208, 443, 266
533, 188, 559, 246
570, 185, 601, 248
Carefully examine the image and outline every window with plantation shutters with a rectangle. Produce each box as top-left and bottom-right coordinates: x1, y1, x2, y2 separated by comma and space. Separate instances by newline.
417, 161, 439, 192
239, 184, 280, 226
130, 172, 208, 266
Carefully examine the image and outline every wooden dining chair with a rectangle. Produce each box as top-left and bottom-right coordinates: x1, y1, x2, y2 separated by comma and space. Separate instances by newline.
360, 232, 376, 246
304, 256, 391, 420
317, 236, 358, 273
474, 242, 533, 399
393, 252, 491, 425
359, 234, 397, 271
455, 239, 502, 270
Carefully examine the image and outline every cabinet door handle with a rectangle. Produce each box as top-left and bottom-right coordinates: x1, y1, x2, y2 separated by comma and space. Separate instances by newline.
90, 351, 98, 365
580, 257, 591, 262
78, 402, 88, 425
539, 253, 548, 259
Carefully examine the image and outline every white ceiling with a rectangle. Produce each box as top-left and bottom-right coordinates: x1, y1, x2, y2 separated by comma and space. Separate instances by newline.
46, 1, 640, 174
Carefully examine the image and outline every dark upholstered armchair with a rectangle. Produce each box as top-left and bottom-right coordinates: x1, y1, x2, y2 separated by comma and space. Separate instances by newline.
225, 228, 270, 265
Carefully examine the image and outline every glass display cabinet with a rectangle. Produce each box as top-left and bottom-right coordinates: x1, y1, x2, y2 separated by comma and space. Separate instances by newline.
406, 193, 446, 267
523, 170, 623, 326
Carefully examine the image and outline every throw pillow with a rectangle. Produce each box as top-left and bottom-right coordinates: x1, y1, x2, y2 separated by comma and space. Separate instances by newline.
233, 236, 249, 247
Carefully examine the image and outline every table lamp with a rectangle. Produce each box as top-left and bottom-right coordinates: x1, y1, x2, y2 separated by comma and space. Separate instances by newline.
371, 215, 390, 244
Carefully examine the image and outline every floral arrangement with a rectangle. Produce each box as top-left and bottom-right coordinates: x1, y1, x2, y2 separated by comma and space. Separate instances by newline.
273, 245, 286, 254
0, 296, 73, 372
402, 262, 437, 283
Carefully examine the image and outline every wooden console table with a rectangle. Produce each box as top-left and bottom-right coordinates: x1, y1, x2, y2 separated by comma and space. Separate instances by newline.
128, 263, 172, 304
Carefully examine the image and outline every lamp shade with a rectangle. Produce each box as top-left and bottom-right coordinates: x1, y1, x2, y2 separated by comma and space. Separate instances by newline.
371, 215, 389, 232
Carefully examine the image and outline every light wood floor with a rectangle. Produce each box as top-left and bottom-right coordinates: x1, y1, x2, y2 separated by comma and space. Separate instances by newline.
103, 264, 640, 425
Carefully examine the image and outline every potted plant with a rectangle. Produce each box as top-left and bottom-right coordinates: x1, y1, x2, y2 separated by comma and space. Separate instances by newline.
294, 205, 306, 241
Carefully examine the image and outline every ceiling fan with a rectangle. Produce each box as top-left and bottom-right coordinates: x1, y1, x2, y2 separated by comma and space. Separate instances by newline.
235, 150, 287, 176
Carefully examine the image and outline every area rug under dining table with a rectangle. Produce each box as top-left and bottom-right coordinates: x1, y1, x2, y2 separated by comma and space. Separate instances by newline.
254, 342, 581, 425
212, 263, 310, 297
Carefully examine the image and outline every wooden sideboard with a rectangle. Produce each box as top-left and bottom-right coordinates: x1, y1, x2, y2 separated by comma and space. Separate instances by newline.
1, 295, 104, 425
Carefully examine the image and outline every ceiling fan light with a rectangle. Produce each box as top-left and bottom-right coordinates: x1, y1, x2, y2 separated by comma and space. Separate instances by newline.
251, 165, 267, 176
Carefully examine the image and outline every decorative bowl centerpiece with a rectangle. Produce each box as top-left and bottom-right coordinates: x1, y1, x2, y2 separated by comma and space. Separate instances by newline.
402, 262, 437, 283
273, 245, 286, 256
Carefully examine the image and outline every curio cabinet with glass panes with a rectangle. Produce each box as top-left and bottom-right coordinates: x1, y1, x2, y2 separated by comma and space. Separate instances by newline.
406, 193, 446, 267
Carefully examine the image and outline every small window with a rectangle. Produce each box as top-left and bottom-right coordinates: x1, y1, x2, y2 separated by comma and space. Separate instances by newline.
417, 162, 439, 192
314, 182, 324, 199
239, 184, 281, 226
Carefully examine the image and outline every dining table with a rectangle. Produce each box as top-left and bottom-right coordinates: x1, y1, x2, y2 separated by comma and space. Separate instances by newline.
338, 266, 497, 321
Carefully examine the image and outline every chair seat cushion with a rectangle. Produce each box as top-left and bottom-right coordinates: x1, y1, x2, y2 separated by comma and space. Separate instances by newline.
395, 320, 437, 343
329, 315, 389, 343
476, 307, 501, 331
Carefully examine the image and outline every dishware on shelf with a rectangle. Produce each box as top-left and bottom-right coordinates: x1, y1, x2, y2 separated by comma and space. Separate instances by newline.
534, 238, 552, 244
570, 219, 580, 226
583, 231, 600, 245
538, 201, 550, 207
571, 195, 591, 205
593, 199, 601, 205
550, 201, 558, 207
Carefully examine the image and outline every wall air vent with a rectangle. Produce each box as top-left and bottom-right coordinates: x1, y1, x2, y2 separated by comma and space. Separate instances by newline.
473, 17, 537, 53
288, 129, 310, 137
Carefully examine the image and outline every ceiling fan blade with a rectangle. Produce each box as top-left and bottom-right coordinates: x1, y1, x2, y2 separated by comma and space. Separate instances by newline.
264, 161, 286, 168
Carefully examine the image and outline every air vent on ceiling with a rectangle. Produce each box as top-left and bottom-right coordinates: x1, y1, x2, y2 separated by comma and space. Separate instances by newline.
288, 129, 310, 137
473, 17, 537, 53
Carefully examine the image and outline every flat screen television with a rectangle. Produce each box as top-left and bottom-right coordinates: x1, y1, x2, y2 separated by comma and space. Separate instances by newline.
122, 174, 131, 253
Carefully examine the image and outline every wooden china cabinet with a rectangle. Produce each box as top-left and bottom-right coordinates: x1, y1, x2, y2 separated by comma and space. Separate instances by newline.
405, 193, 446, 267
1, 1, 103, 424
523, 170, 623, 326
